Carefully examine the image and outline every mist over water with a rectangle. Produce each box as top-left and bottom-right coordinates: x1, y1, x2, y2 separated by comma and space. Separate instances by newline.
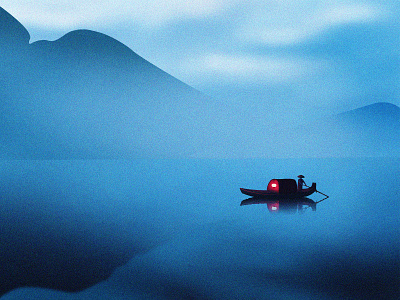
1, 158, 398, 299
0, 6, 399, 299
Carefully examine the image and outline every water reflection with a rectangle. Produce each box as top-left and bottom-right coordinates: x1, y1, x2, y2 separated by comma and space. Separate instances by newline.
0, 195, 156, 297
240, 197, 317, 214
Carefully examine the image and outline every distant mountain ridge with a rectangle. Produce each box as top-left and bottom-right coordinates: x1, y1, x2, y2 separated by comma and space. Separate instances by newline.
0, 7, 398, 158
265, 102, 400, 158
337, 102, 400, 122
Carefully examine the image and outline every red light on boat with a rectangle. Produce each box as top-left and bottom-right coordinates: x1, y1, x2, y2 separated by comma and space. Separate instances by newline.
267, 179, 279, 192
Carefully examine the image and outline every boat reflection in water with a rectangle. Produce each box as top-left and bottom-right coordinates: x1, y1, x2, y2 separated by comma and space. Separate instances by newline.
240, 197, 317, 214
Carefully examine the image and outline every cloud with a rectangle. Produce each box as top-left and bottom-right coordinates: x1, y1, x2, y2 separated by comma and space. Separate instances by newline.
1, 0, 234, 30
238, 1, 384, 46
178, 53, 330, 86
2, 1, 384, 34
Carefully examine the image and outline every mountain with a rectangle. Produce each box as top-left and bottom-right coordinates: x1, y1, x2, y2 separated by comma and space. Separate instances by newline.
0, 8, 227, 159
267, 102, 400, 158
0, 7, 29, 46
195, 102, 400, 158
0, 7, 398, 159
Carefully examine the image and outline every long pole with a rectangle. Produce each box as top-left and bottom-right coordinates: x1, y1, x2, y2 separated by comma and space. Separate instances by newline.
315, 189, 329, 198
304, 182, 329, 202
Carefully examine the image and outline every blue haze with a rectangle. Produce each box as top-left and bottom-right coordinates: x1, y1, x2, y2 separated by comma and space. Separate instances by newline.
0, 6, 399, 300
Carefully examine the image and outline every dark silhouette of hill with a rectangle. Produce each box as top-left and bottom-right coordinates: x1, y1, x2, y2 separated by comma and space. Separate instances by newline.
0, 8, 225, 159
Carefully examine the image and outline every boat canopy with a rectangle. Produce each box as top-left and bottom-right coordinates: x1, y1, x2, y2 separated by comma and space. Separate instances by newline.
267, 179, 297, 194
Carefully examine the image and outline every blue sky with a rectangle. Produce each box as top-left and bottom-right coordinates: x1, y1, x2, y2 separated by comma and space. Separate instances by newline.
2, 0, 399, 124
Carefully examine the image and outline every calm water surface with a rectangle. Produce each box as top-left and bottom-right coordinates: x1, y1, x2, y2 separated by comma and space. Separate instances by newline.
1, 158, 399, 299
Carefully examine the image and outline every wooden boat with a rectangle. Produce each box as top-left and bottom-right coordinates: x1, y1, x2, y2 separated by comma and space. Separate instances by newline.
240, 179, 316, 199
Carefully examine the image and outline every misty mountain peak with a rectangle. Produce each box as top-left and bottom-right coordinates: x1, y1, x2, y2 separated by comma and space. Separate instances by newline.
53, 29, 141, 60
338, 102, 400, 123
0, 7, 30, 45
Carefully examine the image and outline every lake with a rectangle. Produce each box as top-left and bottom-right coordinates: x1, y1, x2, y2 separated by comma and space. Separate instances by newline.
1, 158, 399, 299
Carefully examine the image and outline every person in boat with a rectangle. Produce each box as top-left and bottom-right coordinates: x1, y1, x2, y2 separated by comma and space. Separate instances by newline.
297, 175, 306, 191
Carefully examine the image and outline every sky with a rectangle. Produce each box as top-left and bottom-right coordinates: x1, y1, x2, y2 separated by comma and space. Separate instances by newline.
2, 0, 399, 123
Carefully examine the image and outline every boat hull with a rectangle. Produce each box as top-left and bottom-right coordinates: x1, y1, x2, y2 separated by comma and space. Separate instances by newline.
240, 182, 316, 199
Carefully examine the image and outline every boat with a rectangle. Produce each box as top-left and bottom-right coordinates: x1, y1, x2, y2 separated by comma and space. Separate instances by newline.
240, 179, 316, 199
